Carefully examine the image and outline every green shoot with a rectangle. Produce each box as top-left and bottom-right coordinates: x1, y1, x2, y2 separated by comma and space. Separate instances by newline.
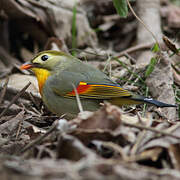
145, 57, 157, 78
72, 3, 77, 56
151, 43, 160, 53
142, 86, 149, 117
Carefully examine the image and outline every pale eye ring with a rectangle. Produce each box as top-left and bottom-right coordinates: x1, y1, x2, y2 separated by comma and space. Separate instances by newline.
41, 55, 49, 61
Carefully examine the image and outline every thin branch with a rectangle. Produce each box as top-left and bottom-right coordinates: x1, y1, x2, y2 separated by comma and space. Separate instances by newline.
28, 92, 40, 111
126, 0, 159, 47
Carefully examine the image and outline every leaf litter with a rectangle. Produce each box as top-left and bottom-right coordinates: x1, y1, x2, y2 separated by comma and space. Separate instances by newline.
0, 0, 179, 179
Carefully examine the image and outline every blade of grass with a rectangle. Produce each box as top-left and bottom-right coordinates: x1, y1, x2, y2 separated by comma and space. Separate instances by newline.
117, 76, 144, 87
145, 57, 157, 78
113, 57, 145, 84
142, 86, 149, 117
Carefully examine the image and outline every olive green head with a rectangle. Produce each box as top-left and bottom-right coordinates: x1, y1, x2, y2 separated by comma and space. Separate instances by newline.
21, 50, 72, 71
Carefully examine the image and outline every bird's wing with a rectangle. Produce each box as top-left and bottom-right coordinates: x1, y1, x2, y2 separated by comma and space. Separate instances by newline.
53, 80, 131, 99
65, 81, 131, 99
50, 66, 131, 99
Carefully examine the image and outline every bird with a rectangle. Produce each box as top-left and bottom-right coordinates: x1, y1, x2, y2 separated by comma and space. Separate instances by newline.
20, 50, 177, 118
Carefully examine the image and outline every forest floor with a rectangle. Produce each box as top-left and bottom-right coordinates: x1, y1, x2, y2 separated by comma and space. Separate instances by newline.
0, 0, 180, 179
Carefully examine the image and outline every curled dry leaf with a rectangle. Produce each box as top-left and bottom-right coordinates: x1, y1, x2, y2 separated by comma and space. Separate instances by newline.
163, 36, 180, 56
76, 103, 121, 130
71, 127, 125, 145
71, 103, 137, 145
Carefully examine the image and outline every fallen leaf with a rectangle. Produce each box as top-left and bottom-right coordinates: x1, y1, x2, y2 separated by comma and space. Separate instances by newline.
76, 103, 121, 131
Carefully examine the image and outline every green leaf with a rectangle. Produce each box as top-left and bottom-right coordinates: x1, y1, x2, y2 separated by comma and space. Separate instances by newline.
113, 0, 128, 18
145, 57, 157, 78
151, 43, 160, 53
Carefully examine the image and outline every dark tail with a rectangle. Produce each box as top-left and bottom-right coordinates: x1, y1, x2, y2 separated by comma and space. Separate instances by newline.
134, 97, 177, 107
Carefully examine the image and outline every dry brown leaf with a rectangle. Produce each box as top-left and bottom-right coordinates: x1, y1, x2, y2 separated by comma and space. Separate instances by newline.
71, 127, 122, 145
70, 104, 138, 145
163, 36, 180, 55
77, 103, 121, 131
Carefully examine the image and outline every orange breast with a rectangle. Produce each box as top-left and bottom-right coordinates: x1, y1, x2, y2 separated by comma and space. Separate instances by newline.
31, 68, 50, 95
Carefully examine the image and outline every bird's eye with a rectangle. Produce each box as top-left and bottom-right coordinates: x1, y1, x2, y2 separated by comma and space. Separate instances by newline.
41, 55, 49, 61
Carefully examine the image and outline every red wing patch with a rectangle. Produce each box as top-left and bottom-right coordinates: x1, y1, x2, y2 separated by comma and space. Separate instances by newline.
67, 82, 91, 96
66, 82, 131, 99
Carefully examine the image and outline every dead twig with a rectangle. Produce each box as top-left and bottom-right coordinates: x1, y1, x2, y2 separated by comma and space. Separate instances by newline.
115, 42, 153, 58
130, 113, 153, 155
15, 109, 24, 140
28, 92, 40, 111
21, 121, 58, 153
123, 122, 180, 140
0, 82, 31, 119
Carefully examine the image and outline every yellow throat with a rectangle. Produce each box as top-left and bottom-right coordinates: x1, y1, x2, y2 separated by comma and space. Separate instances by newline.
31, 68, 50, 95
